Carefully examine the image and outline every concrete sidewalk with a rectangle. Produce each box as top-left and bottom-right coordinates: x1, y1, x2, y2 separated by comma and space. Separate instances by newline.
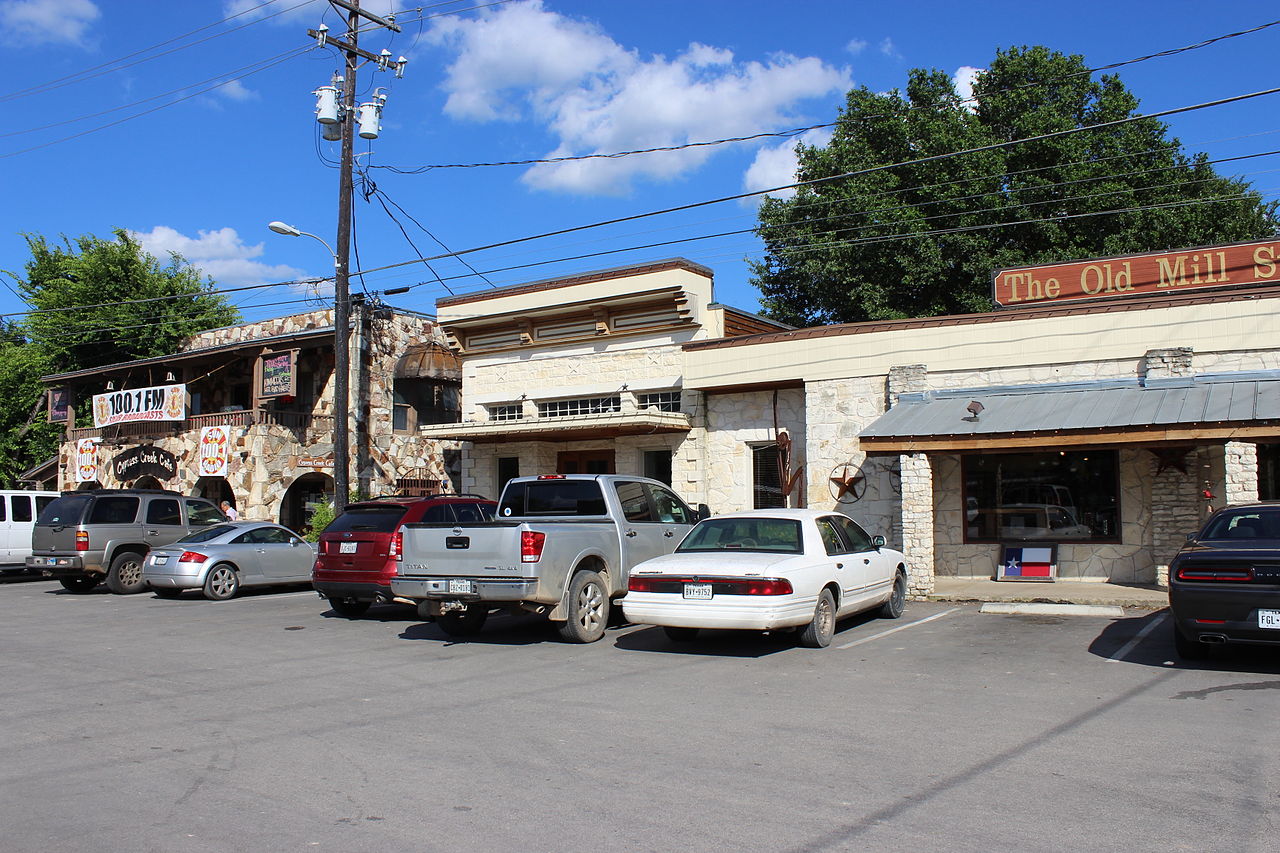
929, 576, 1168, 610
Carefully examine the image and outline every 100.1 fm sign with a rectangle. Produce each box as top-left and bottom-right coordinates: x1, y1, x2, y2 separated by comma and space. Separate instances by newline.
92, 384, 186, 428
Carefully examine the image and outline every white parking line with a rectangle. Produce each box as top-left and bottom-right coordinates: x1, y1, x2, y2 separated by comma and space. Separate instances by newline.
1105, 612, 1167, 663
836, 607, 960, 650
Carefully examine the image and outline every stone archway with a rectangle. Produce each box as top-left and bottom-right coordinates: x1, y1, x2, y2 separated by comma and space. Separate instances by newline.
75, 481, 101, 491
133, 476, 163, 490
193, 476, 235, 508
281, 472, 334, 535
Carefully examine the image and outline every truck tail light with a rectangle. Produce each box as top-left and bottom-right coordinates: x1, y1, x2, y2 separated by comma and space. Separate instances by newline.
178, 551, 208, 563
75, 531, 89, 552
390, 531, 402, 560
521, 530, 546, 563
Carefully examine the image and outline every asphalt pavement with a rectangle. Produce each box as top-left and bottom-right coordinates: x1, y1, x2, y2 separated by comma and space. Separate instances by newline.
0, 574, 1276, 852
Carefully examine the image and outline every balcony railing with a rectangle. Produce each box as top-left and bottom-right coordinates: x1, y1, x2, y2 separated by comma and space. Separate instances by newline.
67, 408, 336, 442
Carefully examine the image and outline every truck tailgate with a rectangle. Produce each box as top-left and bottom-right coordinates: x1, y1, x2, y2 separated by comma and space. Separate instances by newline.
397, 521, 524, 577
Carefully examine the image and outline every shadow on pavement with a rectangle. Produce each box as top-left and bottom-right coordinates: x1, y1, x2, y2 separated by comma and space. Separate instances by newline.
398, 610, 561, 647
1088, 607, 1280, 674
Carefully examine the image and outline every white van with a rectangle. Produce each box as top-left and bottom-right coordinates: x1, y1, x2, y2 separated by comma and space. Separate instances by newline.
0, 490, 59, 569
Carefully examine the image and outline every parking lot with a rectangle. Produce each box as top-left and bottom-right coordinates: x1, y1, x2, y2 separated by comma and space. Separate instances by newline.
1, 574, 1277, 853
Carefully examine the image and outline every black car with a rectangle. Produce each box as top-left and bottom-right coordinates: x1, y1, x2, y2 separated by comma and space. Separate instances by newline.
1168, 503, 1280, 658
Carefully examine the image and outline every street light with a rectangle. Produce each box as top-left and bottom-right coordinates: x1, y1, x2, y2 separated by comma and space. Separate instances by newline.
269, 219, 351, 514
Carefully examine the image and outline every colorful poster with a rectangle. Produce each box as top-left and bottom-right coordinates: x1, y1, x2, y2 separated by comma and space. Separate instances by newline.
198, 425, 231, 477
75, 439, 99, 483
48, 388, 69, 423
259, 351, 296, 398
92, 384, 186, 427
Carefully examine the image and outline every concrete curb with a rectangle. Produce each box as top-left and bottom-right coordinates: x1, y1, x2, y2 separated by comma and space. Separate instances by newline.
926, 593, 1166, 611
979, 602, 1125, 617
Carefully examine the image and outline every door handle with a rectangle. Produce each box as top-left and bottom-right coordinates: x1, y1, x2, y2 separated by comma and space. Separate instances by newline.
836, 563, 844, 569
625, 530, 637, 538
147, 529, 159, 536
863, 558, 871, 564
664, 530, 675, 537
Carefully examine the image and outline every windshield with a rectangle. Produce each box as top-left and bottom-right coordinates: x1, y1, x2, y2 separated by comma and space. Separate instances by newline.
677, 517, 803, 554
1201, 509, 1280, 540
323, 505, 407, 534
36, 495, 90, 525
178, 524, 237, 543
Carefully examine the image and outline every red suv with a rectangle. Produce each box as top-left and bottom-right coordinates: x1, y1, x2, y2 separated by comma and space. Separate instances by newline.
313, 494, 496, 618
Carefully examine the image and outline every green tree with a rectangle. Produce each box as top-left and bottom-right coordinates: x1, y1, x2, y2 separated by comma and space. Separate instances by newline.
752, 46, 1278, 326
0, 325, 61, 485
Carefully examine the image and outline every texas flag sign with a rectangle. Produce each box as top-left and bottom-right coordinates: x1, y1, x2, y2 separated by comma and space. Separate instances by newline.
997, 546, 1056, 582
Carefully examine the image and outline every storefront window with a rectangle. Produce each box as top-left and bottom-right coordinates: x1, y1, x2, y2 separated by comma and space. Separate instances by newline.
752, 444, 785, 509
963, 450, 1120, 543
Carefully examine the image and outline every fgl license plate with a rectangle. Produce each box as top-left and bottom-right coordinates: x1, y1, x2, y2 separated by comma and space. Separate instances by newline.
339, 542, 357, 554
683, 583, 713, 600
448, 579, 474, 595
153, 555, 169, 565
1259, 609, 1280, 629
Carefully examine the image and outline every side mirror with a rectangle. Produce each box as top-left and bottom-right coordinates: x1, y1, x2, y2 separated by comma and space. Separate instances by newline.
872, 535, 886, 549
1185, 532, 1196, 542
696, 503, 712, 522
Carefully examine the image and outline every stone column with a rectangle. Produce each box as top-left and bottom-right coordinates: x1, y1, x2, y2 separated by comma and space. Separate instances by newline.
1224, 441, 1259, 505
900, 451, 935, 598
1150, 448, 1204, 588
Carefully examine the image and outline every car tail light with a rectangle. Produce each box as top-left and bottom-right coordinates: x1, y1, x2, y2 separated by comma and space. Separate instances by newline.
736, 578, 794, 595
75, 531, 89, 552
628, 575, 659, 592
521, 530, 546, 563
626, 576, 794, 595
178, 551, 208, 563
390, 531, 402, 560
317, 540, 327, 555
1176, 566, 1254, 582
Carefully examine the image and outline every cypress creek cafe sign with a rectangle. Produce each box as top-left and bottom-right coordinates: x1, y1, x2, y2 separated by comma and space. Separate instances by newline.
92, 383, 186, 427
992, 238, 1280, 308
112, 445, 178, 481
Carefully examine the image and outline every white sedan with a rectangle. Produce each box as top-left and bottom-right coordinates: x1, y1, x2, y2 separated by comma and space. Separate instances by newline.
623, 509, 908, 648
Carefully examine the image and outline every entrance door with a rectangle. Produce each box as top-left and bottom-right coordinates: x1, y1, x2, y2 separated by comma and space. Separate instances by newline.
557, 450, 615, 475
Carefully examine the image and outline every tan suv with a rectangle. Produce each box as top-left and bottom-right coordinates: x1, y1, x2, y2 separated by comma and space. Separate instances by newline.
28, 490, 226, 594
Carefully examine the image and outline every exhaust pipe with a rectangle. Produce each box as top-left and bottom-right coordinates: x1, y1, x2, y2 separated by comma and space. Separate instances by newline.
1198, 633, 1228, 644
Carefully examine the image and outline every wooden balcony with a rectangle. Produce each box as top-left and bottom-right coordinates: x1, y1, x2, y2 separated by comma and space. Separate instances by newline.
67, 409, 337, 443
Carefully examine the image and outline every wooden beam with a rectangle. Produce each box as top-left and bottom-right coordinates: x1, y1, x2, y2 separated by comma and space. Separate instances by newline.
859, 423, 1280, 453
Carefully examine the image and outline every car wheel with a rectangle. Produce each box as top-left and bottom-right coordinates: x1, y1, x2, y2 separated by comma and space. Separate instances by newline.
798, 588, 836, 648
558, 570, 609, 643
879, 571, 907, 619
152, 587, 183, 599
202, 563, 240, 601
1172, 622, 1207, 660
59, 576, 99, 593
105, 551, 147, 595
329, 596, 371, 618
663, 626, 699, 642
436, 604, 488, 637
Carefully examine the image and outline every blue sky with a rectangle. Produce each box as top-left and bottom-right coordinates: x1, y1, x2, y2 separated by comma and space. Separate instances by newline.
2, 0, 1280, 328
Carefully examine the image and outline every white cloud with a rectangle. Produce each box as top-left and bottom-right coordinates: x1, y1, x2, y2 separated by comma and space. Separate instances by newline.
213, 79, 257, 102
845, 38, 867, 55
1, 0, 100, 47
879, 37, 901, 59
742, 127, 834, 202
130, 226, 305, 287
952, 65, 984, 104
426, 0, 851, 195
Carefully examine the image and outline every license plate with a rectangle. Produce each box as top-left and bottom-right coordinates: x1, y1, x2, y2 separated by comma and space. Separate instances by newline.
339, 542, 357, 554
448, 579, 474, 595
683, 583, 713, 600
153, 555, 169, 565
1260, 610, 1280, 629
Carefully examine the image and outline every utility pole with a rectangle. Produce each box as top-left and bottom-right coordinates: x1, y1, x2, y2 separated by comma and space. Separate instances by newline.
304, 0, 403, 512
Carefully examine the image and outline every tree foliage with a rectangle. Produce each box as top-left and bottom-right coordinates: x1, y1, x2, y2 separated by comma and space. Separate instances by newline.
0, 230, 240, 485
751, 46, 1279, 326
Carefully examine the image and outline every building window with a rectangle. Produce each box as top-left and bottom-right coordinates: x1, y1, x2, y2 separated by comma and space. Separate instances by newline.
643, 450, 672, 485
636, 391, 681, 412
488, 404, 524, 422
393, 379, 460, 432
752, 444, 785, 509
537, 396, 621, 418
962, 450, 1120, 543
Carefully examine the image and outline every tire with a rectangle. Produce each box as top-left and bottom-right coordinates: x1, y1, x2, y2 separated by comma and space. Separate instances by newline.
558, 570, 609, 644
798, 587, 836, 648
105, 551, 147, 595
663, 626, 700, 642
152, 587, 183, 599
879, 571, 907, 619
329, 596, 371, 618
436, 604, 488, 637
59, 575, 99, 593
202, 563, 240, 601
1172, 622, 1207, 660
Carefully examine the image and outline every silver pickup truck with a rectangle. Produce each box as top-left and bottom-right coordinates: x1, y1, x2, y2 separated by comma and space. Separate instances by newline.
390, 474, 706, 643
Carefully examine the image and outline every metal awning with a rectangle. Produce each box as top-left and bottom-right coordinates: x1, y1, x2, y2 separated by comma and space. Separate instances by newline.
395, 343, 460, 380
419, 410, 693, 444
860, 374, 1280, 452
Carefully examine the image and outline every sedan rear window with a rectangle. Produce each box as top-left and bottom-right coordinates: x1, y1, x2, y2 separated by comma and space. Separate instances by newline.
37, 495, 91, 525
323, 506, 407, 534
677, 518, 802, 553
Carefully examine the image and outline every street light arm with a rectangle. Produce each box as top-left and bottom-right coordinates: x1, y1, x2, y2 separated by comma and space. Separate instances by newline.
267, 221, 340, 269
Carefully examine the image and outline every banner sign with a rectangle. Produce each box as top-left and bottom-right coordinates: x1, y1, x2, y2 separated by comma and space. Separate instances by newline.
198, 425, 232, 477
48, 388, 69, 424
75, 439, 99, 483
112, 445, 178, 482
259, 351, 297, 399
92, 384, 186, 427
992, 239, 1280, 308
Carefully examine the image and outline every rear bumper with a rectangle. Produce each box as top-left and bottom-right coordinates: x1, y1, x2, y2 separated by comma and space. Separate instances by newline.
29, 554, 102, 576
1169, 584, 1280, 645
390, 576, 539, 603
314, 580, 394, 603
621, 592, 817, 631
